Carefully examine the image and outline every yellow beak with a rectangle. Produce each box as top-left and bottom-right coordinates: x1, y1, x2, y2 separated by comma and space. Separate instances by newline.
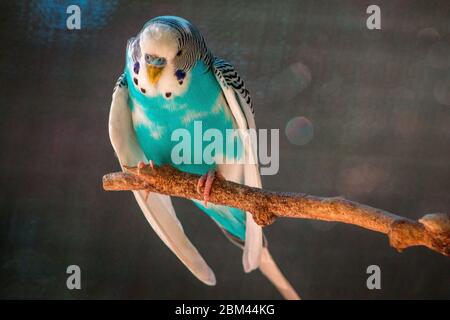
147, 65, 164, 84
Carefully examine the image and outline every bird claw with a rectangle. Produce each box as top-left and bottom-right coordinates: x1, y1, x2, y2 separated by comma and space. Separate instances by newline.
196, 170, 223, 207
137, 161, 154, 201
137, 160, 154, 174
196, 174, 207, 195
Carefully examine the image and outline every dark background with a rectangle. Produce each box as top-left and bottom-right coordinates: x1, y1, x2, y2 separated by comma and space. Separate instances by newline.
0, 0, 449, 299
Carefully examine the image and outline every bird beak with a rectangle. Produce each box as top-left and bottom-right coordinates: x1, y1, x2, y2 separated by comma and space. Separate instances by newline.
147, 65, 164, 85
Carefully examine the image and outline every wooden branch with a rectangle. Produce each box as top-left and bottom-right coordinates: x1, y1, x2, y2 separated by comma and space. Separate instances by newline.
103, 164, 450, 257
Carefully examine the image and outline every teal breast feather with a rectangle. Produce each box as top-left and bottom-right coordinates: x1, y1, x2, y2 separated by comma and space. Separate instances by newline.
125, 60, 246, 240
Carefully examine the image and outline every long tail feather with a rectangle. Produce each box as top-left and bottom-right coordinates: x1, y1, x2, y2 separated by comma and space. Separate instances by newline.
259, 247, 301, 300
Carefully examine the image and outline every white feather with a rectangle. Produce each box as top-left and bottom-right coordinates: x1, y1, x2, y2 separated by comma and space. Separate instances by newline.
215, 81, 263, 273
108, 83, 216, 285
259, 248, 301, 300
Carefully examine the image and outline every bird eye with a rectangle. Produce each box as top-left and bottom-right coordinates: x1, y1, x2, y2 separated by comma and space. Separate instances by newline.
176, 50, 182, 57
145, 54, 151, 62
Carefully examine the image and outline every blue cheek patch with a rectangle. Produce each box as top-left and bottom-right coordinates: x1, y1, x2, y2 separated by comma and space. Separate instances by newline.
175, 69, 186, 80
133, 62, 140, 74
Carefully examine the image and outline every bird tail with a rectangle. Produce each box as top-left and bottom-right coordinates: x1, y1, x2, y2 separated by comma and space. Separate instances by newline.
259, 247, 301, 300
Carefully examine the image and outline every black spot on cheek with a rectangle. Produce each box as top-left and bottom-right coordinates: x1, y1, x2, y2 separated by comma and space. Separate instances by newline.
165, 92, 172, 98
133, 78, 138, 85
134, 62, 140, 74
140, 88, 146, 93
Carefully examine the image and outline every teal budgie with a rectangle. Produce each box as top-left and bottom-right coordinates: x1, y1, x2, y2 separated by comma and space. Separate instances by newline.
108, 16, 299, 299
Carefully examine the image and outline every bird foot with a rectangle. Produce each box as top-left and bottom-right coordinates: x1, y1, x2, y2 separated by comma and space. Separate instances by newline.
137, 160, 154, 172
137, 160, 154, 200
196, 170, 223, 207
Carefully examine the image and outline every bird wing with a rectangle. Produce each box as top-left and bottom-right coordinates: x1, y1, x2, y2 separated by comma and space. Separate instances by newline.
212, 58, 263, 273
108, 74, 216, 285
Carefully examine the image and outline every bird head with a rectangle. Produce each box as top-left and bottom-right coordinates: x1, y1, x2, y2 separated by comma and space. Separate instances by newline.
127, 16, 213, 96
140, 23, 177, 85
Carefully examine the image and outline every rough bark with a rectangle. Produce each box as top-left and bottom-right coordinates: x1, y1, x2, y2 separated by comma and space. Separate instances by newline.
102, 164, 450, 257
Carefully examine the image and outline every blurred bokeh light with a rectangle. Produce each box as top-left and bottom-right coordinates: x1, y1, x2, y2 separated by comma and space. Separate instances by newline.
285, 116, 314, 146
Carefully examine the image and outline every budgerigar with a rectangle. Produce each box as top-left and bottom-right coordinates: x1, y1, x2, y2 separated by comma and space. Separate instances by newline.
108, 16, 299, 299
